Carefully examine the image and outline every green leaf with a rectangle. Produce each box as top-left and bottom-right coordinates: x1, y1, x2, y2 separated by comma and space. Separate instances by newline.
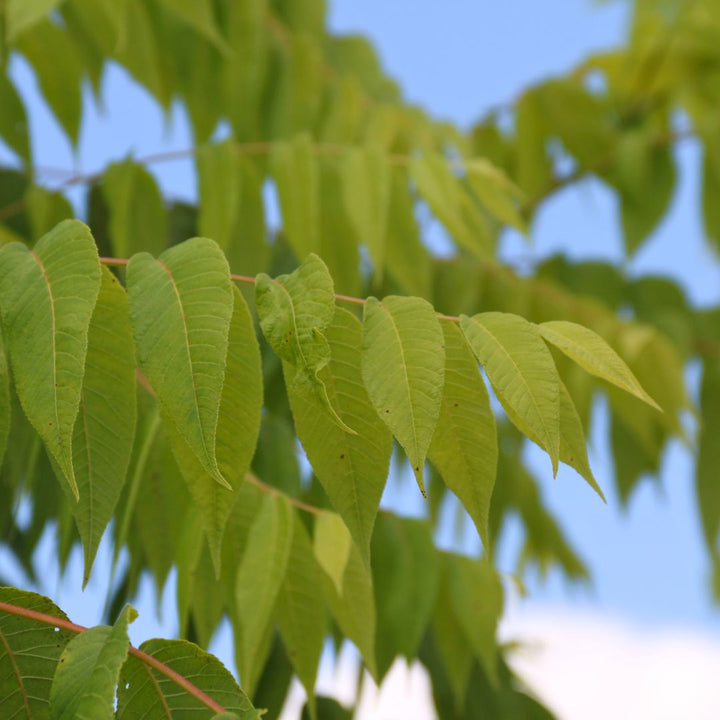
465, 159, 527, 234
70, 267, 137, 584
362, 295, 445, 495
6, 0, 64, 40
314, 511, 352, 595
515, 87, 552, 199
428, 320, 497, 548
0, 333, 9, 470
256, 254, 350, 432
372, 515, 440, 680
0, 587, 75, 719
25, 185, 74, 240
15, 19, 82, 144
341, 144, 390, 280
235, 493, 294, 696
102, 160, 167, 258
410, 154, 491, 257
320, 539, 377, 679
117, 638, 257, 718
127, 237, 234, 488
444, 555, 503, 685
165, 285, 263, 573
0, 74, 30, 164
384, 167, 431, 298
157, 0, 228, 51
285, 307, 392, 564
0, 219, 101, 497
270, 135, 320, 259
276, 516, 326, 707
460, 312, 560, 474
702, 135, 720, 251
50, 605, 136, 720
698, 359, 720, 555
538, 320, 660, 410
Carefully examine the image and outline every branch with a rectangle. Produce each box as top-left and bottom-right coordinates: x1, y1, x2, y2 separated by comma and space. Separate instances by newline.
0, 600, 229, 714
99, 256, 461, 321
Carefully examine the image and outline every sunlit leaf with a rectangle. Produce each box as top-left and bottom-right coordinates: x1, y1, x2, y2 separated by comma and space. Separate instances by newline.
6, 0, 63, 40
127, 237, 233, 488
70, 267, 137, 584
0, 219, 101, 497
362, 295, 444, 494
460, 312, 560, 474
538, 320, 660, 410
286, 307, 392, 564
314, 511, 352, 595
429, 320, 497, 548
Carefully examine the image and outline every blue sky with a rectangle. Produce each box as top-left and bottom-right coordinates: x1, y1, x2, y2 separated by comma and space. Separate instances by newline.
3, 1, 720, 716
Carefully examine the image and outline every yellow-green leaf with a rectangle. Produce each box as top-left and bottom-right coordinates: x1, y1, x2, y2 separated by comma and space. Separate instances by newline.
0, 219, 101, 497
460, 312, 560, 474
285, 307, 392, 564
102, 160, 167, 259
165, 285, 262, 573
341, 144, 390, 280
71, 267, 137, 584
0, 332, 9, 470
257, 254, 350, 432
313, 511, 352, 595
270, 134, 319, 259
276, 515, 326, 709
362, 295, 445, 495
320, 537, 377, 679
235, 493, 294, 696
538, 320, 660, 410
157, 0, 227, 51
6, 0, 64, 40
127, 237, 234, 488
428, 320, 497, 548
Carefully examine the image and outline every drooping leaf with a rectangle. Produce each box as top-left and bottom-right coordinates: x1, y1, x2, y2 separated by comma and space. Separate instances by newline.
0, 74, 31, 165
0, 219, 101, 497
5, 0, 64, 40
429, 320, 497, 548
235, 493, 294, 696
165, 285, 262, 573
362, 295, 445, 494
444, 554, 503, 685
460, 312, 560, 474
0, 333, 9, 470
538, 320, 660, 410
275, 516, 326, 708
117, 638, 257, 719
157, 0, 227, 51
270, 135, 319, 259
514, 87, 552, 199
698, 358, 720, 556
15, 19, 83, 144
0, 587, 75, 719
256, 254, 350, 431
372, 515, 440, 680
49, 605, 136, 720
285, 307, 392, 563
24, 185, 74, 239
313, 511, 352, 595
465, 159, 527, 234
70, 267, 137, 584
127, 237, 234, 488
410, 154, 491, 257
102, 160, 167, 259
320, 539, 377, 679
341, 144, 390, 280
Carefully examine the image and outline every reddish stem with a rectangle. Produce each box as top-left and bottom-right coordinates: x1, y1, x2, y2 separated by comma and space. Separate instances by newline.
0, 600, 228, 714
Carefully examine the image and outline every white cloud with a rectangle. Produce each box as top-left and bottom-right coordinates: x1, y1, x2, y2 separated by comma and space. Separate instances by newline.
501, 607, 720, 719
279, 608, 720, 719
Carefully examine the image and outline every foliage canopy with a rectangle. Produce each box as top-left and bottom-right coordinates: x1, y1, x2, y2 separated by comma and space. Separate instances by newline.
0, 0, 718, 717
